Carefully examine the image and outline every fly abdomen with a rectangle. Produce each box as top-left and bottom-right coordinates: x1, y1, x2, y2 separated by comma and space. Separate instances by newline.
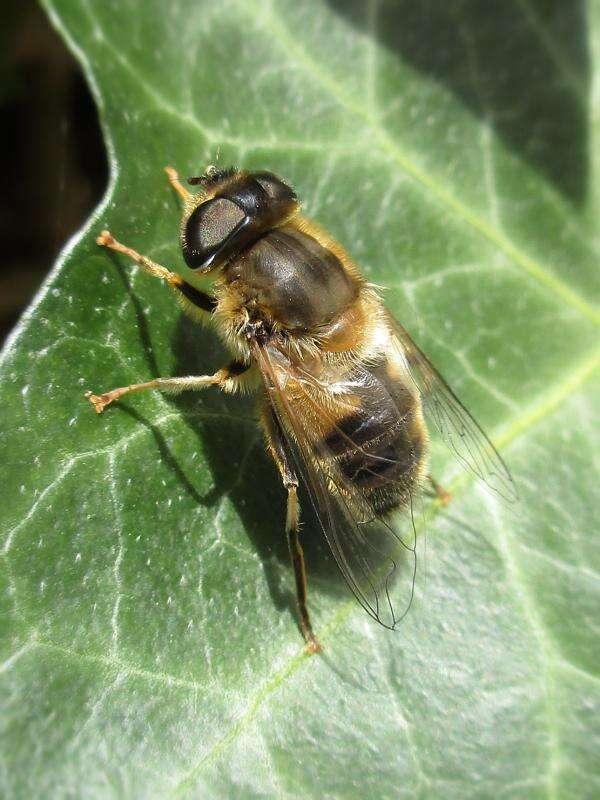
323, 362, 426, 517
327, 417, 423, 515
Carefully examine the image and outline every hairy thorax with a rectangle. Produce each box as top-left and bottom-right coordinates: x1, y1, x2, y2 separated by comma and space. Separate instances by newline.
213, 220, 384, 365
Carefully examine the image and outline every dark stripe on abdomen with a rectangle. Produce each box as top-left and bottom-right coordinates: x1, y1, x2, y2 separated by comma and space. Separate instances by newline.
325, 411, 424, 516
323, 359, 425, 516
338, 426, 422, 491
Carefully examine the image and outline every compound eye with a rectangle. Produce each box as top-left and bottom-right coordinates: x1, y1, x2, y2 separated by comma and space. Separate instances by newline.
183, 197, 246, 271
254, 172, 297, 205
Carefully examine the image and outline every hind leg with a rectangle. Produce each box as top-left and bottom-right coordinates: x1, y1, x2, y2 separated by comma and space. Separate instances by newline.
427, 475, 452, 506
261, 405, 322, 654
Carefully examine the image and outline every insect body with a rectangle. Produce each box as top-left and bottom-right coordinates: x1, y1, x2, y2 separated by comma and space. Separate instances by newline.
89, 166, 515, 653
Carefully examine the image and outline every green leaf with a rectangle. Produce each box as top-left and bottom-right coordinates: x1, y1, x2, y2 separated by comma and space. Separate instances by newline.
2, 0, 599, 797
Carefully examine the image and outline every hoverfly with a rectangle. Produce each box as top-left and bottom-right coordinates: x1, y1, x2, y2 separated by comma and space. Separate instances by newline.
88, 165, 516, 653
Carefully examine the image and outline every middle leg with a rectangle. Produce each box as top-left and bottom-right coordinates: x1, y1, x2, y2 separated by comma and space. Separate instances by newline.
86, 361, 248, 413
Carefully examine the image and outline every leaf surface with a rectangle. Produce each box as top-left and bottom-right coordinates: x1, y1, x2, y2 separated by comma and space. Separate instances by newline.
1, 1, 599, 797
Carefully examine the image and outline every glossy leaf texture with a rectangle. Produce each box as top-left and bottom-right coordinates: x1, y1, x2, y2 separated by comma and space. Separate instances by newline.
1, 1, 599, 797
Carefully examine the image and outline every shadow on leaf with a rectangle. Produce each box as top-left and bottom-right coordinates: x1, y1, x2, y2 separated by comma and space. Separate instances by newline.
163, 313, 350, 633
327, 0, 588, 204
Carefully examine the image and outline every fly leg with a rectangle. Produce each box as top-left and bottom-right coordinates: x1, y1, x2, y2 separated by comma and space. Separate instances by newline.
164, 165, 192, 203
86, 361, 248, 413
95, 167, 214, 317
427, 475, 452, 506
96, 230, 216, 317
261, 405, 322, 654
287, 485, 322, 654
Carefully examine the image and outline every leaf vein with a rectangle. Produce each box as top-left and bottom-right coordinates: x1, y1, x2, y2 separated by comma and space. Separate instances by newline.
169, 345, 600, 793
243, 0, 600, 325
1, 409, 253, 554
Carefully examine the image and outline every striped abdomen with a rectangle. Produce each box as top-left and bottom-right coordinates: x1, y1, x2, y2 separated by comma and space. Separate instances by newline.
324, 361, 427, 517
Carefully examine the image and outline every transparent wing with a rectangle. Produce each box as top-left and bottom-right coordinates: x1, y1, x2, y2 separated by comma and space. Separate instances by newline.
387, 313, 518, 504
252, 342, 419, 630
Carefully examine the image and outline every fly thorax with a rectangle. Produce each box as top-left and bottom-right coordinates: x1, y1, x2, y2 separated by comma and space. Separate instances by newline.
222, 224, 360, 334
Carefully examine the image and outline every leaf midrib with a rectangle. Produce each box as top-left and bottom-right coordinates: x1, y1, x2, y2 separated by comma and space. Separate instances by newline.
168, 343, 600, 796
2, 342, 598, 796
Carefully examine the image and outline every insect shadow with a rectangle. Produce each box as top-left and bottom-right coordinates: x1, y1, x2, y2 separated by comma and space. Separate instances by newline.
110, 259, 435, 636
160, 311, 352, 625
326, 0, 588, 205
107, 237, 350, 634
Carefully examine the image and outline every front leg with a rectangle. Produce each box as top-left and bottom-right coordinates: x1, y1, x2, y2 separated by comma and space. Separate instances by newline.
96, 231, 216, 316
86, 361, 248, 414
164, 165, 192, 203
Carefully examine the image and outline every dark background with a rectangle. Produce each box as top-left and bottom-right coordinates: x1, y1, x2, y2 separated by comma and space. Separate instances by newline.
0, 1, 107, 344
